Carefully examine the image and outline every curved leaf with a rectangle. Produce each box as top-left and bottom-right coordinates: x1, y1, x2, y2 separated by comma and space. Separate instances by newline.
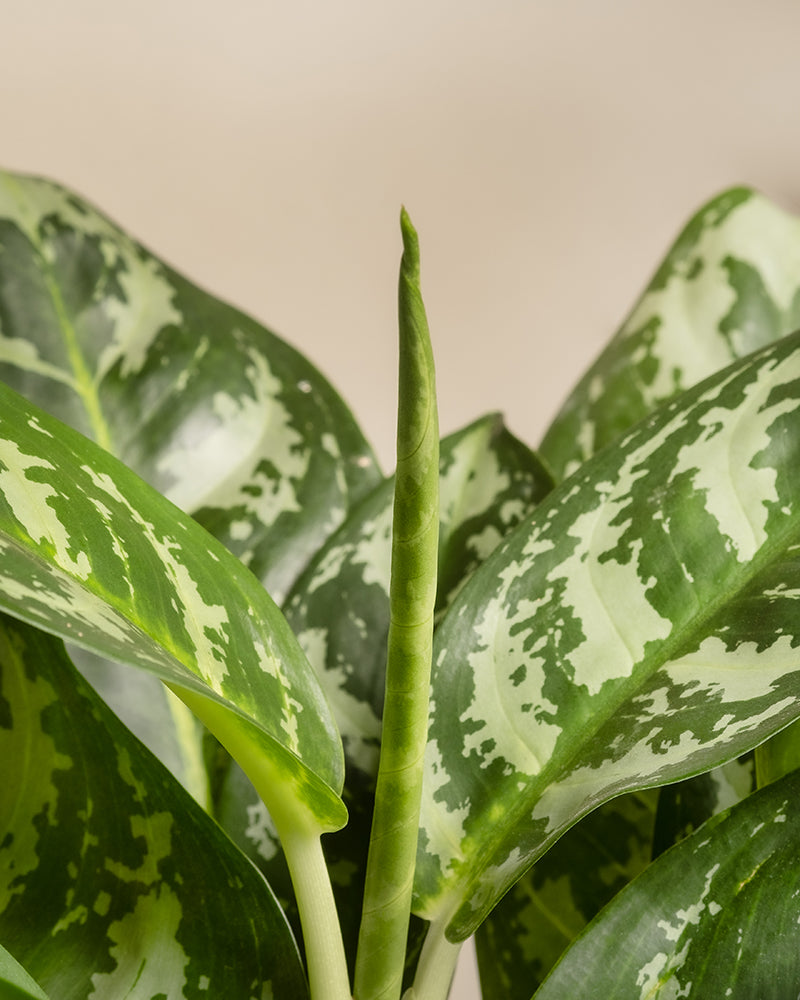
652, 753, 755, 857
0, 166, 381, 814
481, 755, 755, 997
435, 415, 555, 619
72, 644, 211, 805
0, 945, 50, 1000
475, 790, 657, 998
477, 747, 753, 993
540, 187, 800, 479
0, 381, 345, 831
416, 330, 800, 940
215, 414, 553, 974
0, 167, 381, 604
286, 414, 554, 783
0, 614, 308, 999
535, 766, 800, 999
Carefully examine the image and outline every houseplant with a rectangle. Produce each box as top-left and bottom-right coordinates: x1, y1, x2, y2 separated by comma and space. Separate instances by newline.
1, 168, 800, 998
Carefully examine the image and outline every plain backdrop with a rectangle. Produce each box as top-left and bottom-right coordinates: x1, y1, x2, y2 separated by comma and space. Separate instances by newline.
4, 2, 800, 996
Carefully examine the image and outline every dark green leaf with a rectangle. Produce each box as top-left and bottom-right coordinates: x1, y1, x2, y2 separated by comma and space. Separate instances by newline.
652, 754, 755, 857
535, 766, 800, 999
0, 945, 50, 1000
215, 414, 552, 976
475, 790, 657, 998
0, 614, 308, 999
0, 166, 382, 816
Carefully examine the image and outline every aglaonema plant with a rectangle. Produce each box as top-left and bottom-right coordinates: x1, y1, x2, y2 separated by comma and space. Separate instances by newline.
1, 170, 800, 1000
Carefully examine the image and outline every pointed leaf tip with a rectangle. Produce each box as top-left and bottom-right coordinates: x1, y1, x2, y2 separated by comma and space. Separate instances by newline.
400, 207, 420, 281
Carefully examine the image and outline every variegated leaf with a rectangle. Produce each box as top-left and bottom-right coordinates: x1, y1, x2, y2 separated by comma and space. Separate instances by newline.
285, 414, 553, 782
475, 790, 658, 998
435, 415, 554, 619
0, 613, 308, 999
0, 381, 345, 831
0, 944, 49, 1000
215, 414, 553, 973
479, 755, 755, 996
535, 766, 800, 999
0, 168, 381, 603
71, 645, 211, 806
540, 187, 800, 479
415, 330, 800, 941
0, 167, 381, 808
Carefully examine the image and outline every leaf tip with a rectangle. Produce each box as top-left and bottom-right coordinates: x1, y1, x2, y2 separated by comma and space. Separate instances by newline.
400, 206, 420, 282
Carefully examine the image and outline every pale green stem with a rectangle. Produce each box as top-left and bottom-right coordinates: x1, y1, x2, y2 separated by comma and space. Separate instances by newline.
173, 685, 352, 1000
354, 209, 440, 1000
407, 923, 461, 1000
281, 828, 353, 1000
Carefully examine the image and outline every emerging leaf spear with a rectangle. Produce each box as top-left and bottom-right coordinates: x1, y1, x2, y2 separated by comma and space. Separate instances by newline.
354, 209, 440, 1000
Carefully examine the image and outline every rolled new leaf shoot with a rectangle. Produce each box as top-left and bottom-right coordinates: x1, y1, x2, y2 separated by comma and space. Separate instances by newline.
355, 209, 440, 1000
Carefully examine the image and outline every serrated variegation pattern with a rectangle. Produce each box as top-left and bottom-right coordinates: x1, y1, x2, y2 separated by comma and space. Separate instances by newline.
416, 331, 800, 940
0, 381, 345, 829
0, 615, 308, 1000
0, 168, 380, 605
436, 415, 554, 618
535, 767, 800, 999
540, 187, 800, 479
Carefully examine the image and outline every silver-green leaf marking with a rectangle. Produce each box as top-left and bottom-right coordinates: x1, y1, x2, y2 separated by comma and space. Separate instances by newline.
541, 187, 800, 479
416, 331, 800, 941
0, 382, 345, 832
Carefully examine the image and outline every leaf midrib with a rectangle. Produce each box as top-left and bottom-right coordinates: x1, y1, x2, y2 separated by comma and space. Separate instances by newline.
40, 264, 112, 454
445, 487, 800, 936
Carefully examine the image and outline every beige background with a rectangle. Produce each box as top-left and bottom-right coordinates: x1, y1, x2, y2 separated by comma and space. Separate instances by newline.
4, 2, 800, 995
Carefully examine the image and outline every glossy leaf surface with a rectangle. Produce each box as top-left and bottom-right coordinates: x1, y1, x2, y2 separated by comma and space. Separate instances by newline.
540, 187, 800, 479
0, 381, 345, 830
416, 331, 800, 940
535, 767, 800, 999
0, 614, 308, 999
652, 754, 755, 857
0, 167, 381, 812
0, 945, 50, 1000
475, 790, 657, 999
217, 414, 553, 972
478, 755, 755, 997
0, 169, 381, 603
286, 414, 553, 781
